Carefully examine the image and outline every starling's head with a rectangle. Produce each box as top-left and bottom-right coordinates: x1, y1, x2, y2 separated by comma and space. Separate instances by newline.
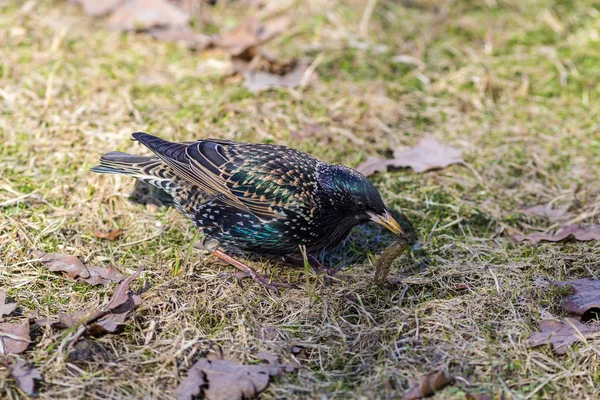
318, 164, 405, 236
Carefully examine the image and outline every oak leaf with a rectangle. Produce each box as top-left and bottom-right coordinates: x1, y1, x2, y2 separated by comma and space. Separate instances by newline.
177, 351, 294, 400
32, 250, 125, 286
0, 320, 30, 356
356, 137, 464, 177
1, 357, 42, 396
528, 318, 600, 355
512, 225, 600, 244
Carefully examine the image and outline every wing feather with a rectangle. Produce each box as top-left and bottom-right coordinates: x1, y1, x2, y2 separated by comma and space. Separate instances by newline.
133, 132, 319, 220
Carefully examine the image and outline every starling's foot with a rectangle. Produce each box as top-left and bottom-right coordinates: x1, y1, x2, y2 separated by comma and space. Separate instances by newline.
212, 249, 297, 292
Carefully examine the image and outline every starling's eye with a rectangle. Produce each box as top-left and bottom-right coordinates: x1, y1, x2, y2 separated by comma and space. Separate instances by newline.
356, 201, 366, 211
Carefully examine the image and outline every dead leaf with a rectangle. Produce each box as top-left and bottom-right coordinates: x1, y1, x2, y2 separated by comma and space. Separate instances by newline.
356, 137, 464, 177
1, 357, 42, 396
243, 60, 311, 92
528, 317, 600, 354
71, 0, 124, 16
31, 250, 86, 280
32, 250, 125, 286
554, 278, 600, 317
0, 320, 30, 355
404, 371, 454, 400
107, 0, 189, 31
44, 268, 143, 343
94, 228, 124, 241
512, 224, 600, 244
148, 26, 210, 49
522, 203, 572, 222
176, 352, 294, 400
103, 266, 142, 311
0, 290, 17, 319
212, 15, 291, 57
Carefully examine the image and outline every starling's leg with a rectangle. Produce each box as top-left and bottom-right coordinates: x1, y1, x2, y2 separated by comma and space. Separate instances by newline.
211, 249, 297, 291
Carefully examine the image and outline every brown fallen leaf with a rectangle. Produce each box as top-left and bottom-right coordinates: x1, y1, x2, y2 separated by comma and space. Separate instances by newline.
94, 228, 124, 241
212, 15, 291, 57
404, 370, 454, 400
1, 357, 42, 396
356, 137, 464, 177
54, 268, 143, 340
71, 0, 124, 16
522, 203, 572, 222
528, 317, 600, 355
32, 250, 125, 286
177, 351, 294, 400
0, 320, 30, 355
0, 290, 17, 319
554, 278, 600, 317
31, 250, 86, 280
512, 224, 600, 244
107, 0, 189, 31
243, 60, 312, 92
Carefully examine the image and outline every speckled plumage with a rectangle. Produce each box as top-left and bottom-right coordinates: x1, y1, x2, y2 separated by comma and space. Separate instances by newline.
92, 132, 399, 257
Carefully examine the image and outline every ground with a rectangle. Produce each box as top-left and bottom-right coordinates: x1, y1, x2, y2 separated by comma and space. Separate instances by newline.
1, 0, 600, 399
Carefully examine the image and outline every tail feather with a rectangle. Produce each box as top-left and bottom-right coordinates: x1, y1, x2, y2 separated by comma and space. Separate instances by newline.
91, 151, 156, 176
92, 133, 215, 220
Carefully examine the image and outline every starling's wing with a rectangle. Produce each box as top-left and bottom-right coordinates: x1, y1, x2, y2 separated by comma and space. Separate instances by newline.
133, 132, 320, 220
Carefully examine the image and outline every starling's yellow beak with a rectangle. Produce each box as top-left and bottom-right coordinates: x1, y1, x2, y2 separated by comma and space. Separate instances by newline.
368, 210, 405, 237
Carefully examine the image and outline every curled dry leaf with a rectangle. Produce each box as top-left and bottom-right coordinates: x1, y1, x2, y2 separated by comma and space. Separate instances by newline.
528, 317, 600, 355
512, 224, 600, 244
554, 278, 600, 317
403, 371, 454, 400
94, 228, 124, 241
212, 15, 291, 57
0, 320, 30, 355
32, 250, 125, 286
47, 268, 143, 339
356, 137, 464, 177
107, 0, 189, 31
1, 357, 42, 396
177, 351, 295, 400
0, 290, 17, 319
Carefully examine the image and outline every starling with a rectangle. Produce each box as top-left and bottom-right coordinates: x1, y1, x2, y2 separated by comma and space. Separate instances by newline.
92, 132, 404, 290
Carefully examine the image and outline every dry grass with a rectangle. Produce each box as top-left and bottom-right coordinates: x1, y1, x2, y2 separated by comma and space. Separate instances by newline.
2, 0, 600, 398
